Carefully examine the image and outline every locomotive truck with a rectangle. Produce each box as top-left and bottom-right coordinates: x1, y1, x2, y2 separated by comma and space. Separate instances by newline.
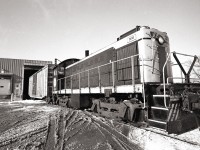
29, 26, 200, 134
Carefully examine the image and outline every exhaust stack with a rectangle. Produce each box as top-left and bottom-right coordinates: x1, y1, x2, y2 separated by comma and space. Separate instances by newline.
85, 50, 89, 57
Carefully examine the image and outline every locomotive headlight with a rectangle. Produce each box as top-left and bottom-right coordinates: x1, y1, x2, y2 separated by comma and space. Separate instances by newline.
158, 36, 164, 45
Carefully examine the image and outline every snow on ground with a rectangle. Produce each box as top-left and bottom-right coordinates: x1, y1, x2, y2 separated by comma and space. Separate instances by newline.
0, 99, 199, 150
127, 126, 200, 150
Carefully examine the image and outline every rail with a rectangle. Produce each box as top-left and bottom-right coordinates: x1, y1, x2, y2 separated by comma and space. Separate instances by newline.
56, 54, 146, 108
167, 77, 200, 84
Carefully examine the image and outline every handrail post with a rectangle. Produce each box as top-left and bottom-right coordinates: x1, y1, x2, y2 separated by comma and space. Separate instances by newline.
98, 66, 101, 93
141, 56, 146, 109
131, 56, 135, 92
112, 62, 115, 92
79, 73, 81, 93
59, 79, 61, 94
163, 52, 171, 108
64, 77, 66, 94
88, 70, 90, 93
71, 76, 73, 94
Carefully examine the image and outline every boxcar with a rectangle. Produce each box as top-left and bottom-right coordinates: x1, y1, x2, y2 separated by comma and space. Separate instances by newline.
29, 64, 54, 99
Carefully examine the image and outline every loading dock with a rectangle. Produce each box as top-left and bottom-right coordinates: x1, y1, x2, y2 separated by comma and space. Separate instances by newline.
0, 72, 13, 100
0, 58, 52, 100
23, 65, 44, 99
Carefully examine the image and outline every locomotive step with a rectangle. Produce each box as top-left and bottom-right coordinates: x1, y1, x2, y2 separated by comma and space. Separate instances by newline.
148, 119, 167, 130
148, 108, 168, 122
148, 95, 170, 125
151, 106, 168, 110
152, 95, 170, 108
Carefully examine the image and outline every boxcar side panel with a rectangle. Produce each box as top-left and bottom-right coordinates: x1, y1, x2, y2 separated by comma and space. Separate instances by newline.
36, 66, 48, 99
32, 73, 37, 97
28, 76, 33, 97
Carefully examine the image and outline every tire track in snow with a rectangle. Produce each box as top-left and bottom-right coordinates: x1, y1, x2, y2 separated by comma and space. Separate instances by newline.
45, 109, 142, 150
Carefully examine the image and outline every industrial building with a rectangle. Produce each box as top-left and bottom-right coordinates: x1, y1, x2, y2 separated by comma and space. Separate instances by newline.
0, 58, 52, 100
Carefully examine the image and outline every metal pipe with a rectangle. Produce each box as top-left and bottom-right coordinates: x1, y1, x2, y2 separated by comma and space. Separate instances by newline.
59, 79, 61, 94
71, 76, 73, 94
172, 51, 196, 57
79, 73, 81, 93
112, 62, 115, 92
131, 56, 135, 92
167, 77, 200, 84
64, 54, 139, 80
98, 66, 101, 93
141, 56, 146, 109
163, 52, 171, 109
64, 77, 66, 94
88, 70, 90, 93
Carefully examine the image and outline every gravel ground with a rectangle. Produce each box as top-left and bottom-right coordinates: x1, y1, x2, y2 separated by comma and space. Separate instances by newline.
0, 100, 199, 150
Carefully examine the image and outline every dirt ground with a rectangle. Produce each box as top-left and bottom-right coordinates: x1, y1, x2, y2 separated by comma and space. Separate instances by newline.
0, 100, 141, 150
0, 100, 200, 150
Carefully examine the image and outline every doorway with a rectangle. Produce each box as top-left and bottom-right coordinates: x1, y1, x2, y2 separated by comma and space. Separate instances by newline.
23, 65, 43, 100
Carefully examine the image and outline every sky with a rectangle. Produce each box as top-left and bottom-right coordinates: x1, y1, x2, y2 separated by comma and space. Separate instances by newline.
0, 0, 200, 62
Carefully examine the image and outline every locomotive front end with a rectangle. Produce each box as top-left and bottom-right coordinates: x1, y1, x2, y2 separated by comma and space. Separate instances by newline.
137, 27, 172, 83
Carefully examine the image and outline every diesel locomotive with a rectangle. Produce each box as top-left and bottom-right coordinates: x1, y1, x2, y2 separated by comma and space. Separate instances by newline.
30, 26, 200, 134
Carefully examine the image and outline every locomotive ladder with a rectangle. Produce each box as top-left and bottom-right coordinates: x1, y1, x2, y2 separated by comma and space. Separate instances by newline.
148, 94, 170, 130
147, 51, 181, 132
148, 52, 199, 133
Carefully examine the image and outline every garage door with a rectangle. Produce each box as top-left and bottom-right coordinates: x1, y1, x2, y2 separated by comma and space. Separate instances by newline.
0, 79, 11, 95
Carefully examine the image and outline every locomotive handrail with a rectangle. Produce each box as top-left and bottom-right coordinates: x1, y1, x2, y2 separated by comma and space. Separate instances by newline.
56, 54, 148, 109
167, 77, 200, 84
63, 54, 140, 79
162, 52, 171, 109
56, 54, 149, 109
167, 77, 184, 84
162, 51, 198, 108
172, 51, 197, 58
60, 54, 140, 83
141, 55, 146, 109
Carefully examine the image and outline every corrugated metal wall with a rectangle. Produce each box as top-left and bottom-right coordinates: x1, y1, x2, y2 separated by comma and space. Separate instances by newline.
0, 58, 52, 100
0, 58, 24, 77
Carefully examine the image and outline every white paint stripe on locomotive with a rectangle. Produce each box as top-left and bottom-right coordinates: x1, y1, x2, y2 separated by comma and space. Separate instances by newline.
53, 84, 143, 94
115, 84, 143, 93
90, 87, 101, 93
73, 89, 80, 93
60, 89, 66, 94
80, 88, 90, 93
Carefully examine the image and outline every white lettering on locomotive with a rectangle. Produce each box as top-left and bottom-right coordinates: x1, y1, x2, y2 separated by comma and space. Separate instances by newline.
127, 34, 136, 43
